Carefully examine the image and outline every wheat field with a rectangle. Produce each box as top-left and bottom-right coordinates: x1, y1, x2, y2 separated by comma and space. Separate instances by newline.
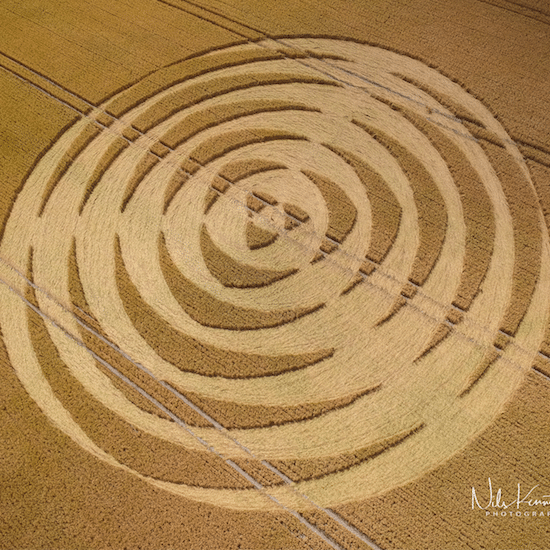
1, 1, 550, 549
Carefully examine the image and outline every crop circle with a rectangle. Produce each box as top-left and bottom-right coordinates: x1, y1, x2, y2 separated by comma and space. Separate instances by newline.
1, 38, 549, 510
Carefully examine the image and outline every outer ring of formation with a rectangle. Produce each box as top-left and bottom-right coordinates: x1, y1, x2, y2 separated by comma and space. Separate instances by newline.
1, 38, 549, 510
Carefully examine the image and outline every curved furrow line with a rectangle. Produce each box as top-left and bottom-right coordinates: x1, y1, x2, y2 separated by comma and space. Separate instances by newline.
132, 73, 342, 134
172, 383, 382, 430
38, 121, 101, 217
27, 247, 247, 488
68, 239, 212, 427
352, 119, 448, 288
302, 170, 357, 245
159, 232, 324, 329
189, 128, 309, 166
270, 422, 425, 483
395, 105, 495, 312
325, 145, 402, 265
115, 235, 334, 378
200, 225, 297, 288
104, 46, 289, 118
160, 99, 320, 150
479, 141, 542, 337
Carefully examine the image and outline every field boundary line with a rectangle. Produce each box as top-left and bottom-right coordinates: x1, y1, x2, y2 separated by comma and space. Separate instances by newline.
0, 53, 92, 113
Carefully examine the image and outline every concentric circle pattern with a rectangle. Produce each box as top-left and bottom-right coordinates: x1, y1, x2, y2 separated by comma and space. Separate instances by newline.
2, 38, 549, 511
